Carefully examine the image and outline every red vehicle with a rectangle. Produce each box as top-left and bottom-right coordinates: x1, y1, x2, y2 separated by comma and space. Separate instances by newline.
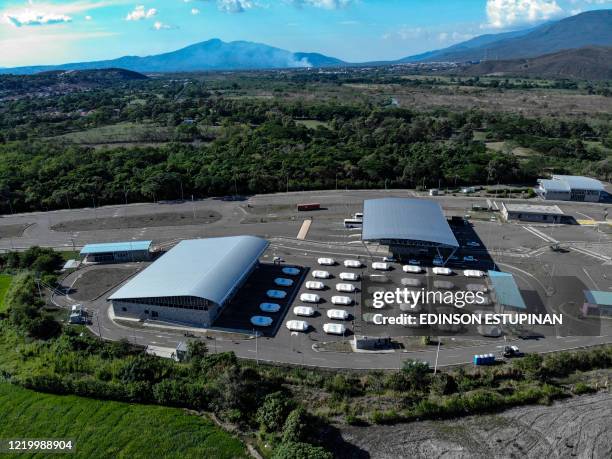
297, 203, 320, 211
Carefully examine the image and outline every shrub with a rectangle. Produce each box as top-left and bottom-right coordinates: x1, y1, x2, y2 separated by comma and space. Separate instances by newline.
272, 441, 332, 459
281, 407, 310, 444
256, 391, 293, 433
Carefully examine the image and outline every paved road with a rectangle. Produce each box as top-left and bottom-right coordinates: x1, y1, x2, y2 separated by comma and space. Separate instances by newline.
12, 189, 612, 368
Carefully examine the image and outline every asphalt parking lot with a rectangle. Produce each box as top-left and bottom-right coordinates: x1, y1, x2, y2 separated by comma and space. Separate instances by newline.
213, 263, 307, 337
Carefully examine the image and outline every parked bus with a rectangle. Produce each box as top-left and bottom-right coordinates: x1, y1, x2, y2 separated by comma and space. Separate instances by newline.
297, 203, 320, 211
344, 218, 363, 229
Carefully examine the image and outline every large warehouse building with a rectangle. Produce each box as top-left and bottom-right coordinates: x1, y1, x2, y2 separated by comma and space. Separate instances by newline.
537, 175, 605, 202
500, 202, 568, 223
80, 240, 152, 263
109, 236, 269, 327
362, 198, 459, 261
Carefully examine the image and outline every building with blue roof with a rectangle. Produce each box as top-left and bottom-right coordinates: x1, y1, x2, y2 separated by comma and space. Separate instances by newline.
109, 236, 269, 327
537, 175, 604, 202
80, 240, 152, 263
582, 290, 612, 318
488, 271, 527, 310
362, 198, 459, 261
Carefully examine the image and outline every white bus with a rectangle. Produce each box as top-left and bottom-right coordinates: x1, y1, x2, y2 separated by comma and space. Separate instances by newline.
344, 218, 363, 229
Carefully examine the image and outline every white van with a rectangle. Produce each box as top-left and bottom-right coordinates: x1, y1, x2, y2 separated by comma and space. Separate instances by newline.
371, 262, 389, 271
432, 267, 452, 276
286, 320, 309, 332
403, 265, 423, 274
343, 259, 362, 268
300, 293, 320, 303
331, 295, 352, 306
311, 270, 331, 279
464, 270, 485, 278
339, 272, 359, 281
335, 283, 356, 293
323, 323, 346, 335
317, 258, 335, 266
327, 309, 349, 320
305, 281, 325, 290
293, 306, 315, 317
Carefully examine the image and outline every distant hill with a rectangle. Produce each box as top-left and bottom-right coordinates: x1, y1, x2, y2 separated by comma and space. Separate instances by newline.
458, 46, 612, 80
401, 10, 612, 63
0, 39, 345, 75
39, 68, 148, 82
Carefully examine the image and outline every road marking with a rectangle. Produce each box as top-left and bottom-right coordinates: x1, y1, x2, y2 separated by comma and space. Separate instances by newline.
582, 267, 601, 290
296, 219, 312, 240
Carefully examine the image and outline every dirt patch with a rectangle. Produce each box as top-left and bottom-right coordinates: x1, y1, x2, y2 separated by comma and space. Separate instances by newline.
51, 210, 222, 232
0, 223, 31, 239
329, 392, 612, 458
70, 266, 140, 301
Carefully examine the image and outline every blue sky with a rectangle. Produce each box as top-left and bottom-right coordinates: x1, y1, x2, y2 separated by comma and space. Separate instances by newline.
0, 0, 610, 67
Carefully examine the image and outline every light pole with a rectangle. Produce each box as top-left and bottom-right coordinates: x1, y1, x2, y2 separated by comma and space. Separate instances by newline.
434, 338, 441, 374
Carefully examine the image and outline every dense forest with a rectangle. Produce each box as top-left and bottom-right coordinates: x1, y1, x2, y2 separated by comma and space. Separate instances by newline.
0, 71, 610, 213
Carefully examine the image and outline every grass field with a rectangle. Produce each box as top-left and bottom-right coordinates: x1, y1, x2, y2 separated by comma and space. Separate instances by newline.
0, 383, 247, 459
52, 122, 173, 146
0, 274, 12, 313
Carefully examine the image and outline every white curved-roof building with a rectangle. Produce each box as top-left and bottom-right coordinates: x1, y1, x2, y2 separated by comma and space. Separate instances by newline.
109, 236, 269, 327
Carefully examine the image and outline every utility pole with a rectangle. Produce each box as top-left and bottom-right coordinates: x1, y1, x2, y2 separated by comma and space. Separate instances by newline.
434, 338, 441, 374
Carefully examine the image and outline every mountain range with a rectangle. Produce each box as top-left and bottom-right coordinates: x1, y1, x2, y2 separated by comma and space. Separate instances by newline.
0, 9, 610, 77
458, 46, 612, 81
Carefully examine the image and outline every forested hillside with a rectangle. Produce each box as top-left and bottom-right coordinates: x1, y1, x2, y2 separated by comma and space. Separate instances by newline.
0, 71, 610, 213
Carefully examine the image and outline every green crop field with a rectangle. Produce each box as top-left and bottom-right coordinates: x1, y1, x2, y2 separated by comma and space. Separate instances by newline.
0, 275, 12, 313
0, 383, 248, 459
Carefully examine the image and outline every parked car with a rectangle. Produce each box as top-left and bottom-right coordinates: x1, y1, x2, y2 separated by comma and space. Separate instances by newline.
403, 265, 423, 273
317, 257, 335, 266
433, 257, 444, 266
327, 309, 349, 320
300, 293, 320, 303
463, 256, 477, 262
503, 345, 522, 358
323, 323, 346, 335
408, 259, 420, 266
293, 306, 315, 317
463, 270, 485, 278
305, 281, 325, 290
311, 270, 331, 279
432, 267, 452, 276
251, 316, 273, 327
371, 262, 389, 271
336, 283, 356, 293
282, 267, 300, 276
259, 303, 280, 312
331, 296, 352, 306
466, 241, 480, 247
275, 278, 294, 287
260, 303, 281, 313
267, 290, 287, 299
339, 272, 359, 281
383, 256, 396, 263
286, 320, 309, 332
343, 259, 362, 268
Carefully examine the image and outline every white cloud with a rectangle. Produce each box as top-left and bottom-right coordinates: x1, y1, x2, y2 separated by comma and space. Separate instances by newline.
288, 0, 354, 9
485, 0, 563, 28
217, 0, 254, 13
3, 9, 71, 27
126, 5, 157, 21
191, 8, 200, 14
152, 20, 176, 30
85, 15, 92, 20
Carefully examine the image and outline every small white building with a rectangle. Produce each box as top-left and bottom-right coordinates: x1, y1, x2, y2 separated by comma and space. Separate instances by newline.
537, 175, 604, 202
501, 202, 566, 223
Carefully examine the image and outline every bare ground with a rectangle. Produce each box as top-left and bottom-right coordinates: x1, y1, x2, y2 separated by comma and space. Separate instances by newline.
69, 266, 140, 301
331, 392, 612, 459
50, 210, 222, 232
0, 223, 32, 239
